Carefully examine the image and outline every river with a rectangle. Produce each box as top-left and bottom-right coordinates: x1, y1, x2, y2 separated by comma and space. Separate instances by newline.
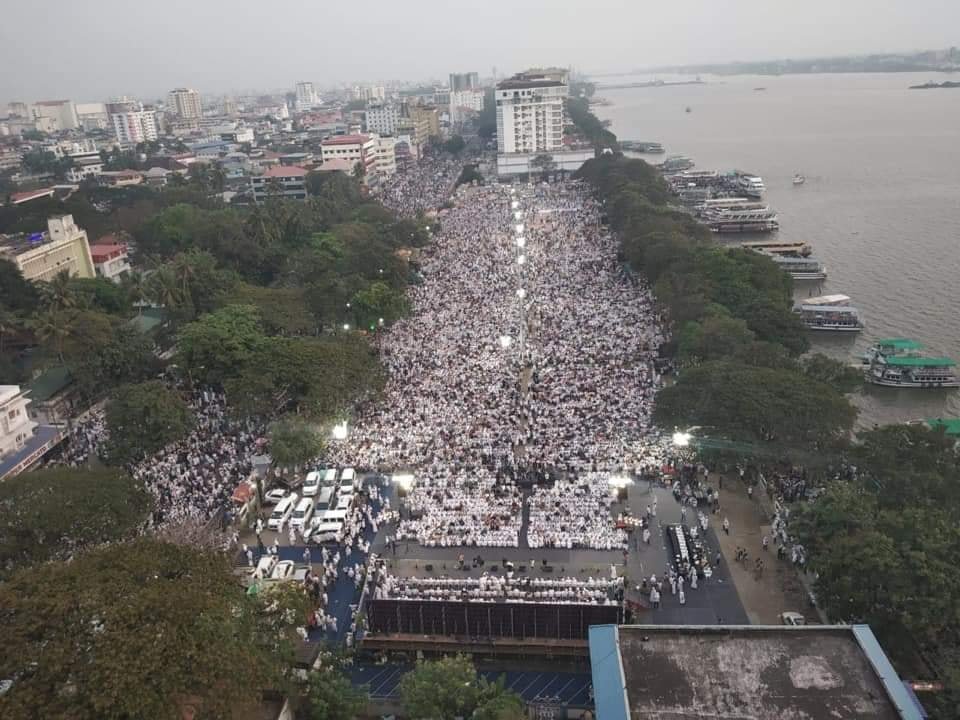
594, 72, 960, 427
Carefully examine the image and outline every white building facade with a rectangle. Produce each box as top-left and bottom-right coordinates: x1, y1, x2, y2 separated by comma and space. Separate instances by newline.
251, 166, 308, 202
0, 386, 37, 461
167, 88, 203, 119
364, 103, 399, 135
295, 82, 320, 111
107, 100, 159, 144
495, 74, 566, 155
30, 100, 79, 132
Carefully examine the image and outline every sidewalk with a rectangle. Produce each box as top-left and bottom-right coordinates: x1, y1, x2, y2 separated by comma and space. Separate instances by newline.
712, 476, 816, 624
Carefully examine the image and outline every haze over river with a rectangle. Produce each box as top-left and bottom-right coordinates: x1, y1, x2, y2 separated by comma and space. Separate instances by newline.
595, 72, 960, 427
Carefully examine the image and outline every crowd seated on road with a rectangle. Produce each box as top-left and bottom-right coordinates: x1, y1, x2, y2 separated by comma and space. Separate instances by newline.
373, 571, 623, 605
527, 475, 627, 550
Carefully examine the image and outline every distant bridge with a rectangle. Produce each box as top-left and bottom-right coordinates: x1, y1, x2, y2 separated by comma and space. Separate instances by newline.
593, 80, 705, 91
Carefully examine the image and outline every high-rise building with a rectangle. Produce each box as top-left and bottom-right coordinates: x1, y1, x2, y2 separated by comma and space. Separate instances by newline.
0, 215, 95, 283
449, 72, 480, 92
494, 70, 567, 155
167, 88, 203, 119
106, 99, 159, 144
30, 100, 79, 132
365, 103, 399, 135
295, 82, 319, 111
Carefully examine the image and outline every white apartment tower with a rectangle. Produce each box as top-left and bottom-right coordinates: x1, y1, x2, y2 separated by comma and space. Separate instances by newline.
167, 88, 203, 119
365, 103, 399, 135
495, 72, 567, 155
295, 82, 319, 111
106, 99, 159, 144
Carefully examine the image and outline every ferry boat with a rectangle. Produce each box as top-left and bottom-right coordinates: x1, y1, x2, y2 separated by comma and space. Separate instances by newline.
696, 198, 768, 215
670, 169, 723, 188
704, 206, 779, 233
861, 338, 923, 365
793, 295, 864, 332
867, 356, 959, 389
660, 155, 695, 173
739, 240, 812, 257
621, 141, 665, 154
762, 252, 827, 280
735, 172, 766, 198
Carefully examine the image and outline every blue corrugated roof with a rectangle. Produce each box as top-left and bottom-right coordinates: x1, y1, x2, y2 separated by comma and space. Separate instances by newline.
589, 625, 630, 720
0, 425, 62, 479
852, 625, 925, 720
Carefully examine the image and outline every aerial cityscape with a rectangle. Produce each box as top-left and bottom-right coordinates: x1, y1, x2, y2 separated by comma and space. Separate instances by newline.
1, 3, 959, 719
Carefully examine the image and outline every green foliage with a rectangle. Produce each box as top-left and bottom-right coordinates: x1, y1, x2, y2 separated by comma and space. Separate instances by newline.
399, 655, 526, 720
68, 276, 132, 316
306, 660, 368, 720
104, 380, 193, 465
0, 259, 39, 313
654, 361, 856, 447
0, 467, 152, 576
444, 134, 467, 154
566, 96, 617, 151
268, 415, 324, 468
0, 539, 298, 720
793, 424, 960, 714
800, 353, 864, 394
176, 304, 267, 385
457, 164, 484, 187
677, 314, 755, 364
351, 280, 409, 329
71, 324, 161, 403
220, 283, 315, 335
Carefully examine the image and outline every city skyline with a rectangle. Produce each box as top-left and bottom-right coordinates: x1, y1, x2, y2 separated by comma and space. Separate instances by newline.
2, 0, 959, 104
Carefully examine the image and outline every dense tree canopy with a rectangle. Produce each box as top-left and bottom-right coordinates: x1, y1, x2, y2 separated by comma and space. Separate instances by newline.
105, 380, 193, 464
399, 655, 525, 720
0, 539, 303, 720
0, 466, 152, 576
268, 415, 324, 467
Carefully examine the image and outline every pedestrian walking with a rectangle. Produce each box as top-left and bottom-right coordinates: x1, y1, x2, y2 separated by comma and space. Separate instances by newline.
762, 535, 769, 551
303, 548, 312, 565
722, 517, 730, 534
288, 526, 296, 545
678, 589, 686, 605
245, 548, 254, 566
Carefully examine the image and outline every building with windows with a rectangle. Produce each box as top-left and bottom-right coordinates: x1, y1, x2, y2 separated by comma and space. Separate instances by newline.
449, 89, 485, 125
65, 156, 104, 183
89, 241, 131, 282
75, 102, 109, 131
167, 88, 203, 119
30, 100, 79, 132
295, 81, 320, 111
365, 103, 399, 135
0, 386, 36, 462
251, 165, 308, 202
0, 215, 95, 283
107, 99, 159, 144
374, 135, 397, 177
449, 72, 480, 92
495, 70, 591, 176
320, 134, 377, 178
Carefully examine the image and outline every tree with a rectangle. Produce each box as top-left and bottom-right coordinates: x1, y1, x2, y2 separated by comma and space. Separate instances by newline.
305, 659, 368, 720
38, 269, 77, 311
0, 539, 301, 720
219, 283, 315, 336
0, 466, 152, 577
444, 134, 466, 155
351, 280, 409, 329
268, 415, 324, 467
176, 304, 266, 385
29, 308, 72, 362
400, 655, 479, 720
68, 277, 132, 316
473, 678, 527, 720
0, 259, 40, 313
677, 314, 755, 364
71, 324, 160, 403
800, 353, 863, 394
530, 153, 557, 177
104, 380, 193, 465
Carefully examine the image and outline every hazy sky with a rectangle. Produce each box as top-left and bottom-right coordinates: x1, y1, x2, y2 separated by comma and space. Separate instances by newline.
2, 0, 958, 104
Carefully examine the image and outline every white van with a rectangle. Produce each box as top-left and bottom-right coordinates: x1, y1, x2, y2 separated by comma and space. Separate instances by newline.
322, 509, 349, 524
309, 521, 343, 544
290, 497, 315, 531
302, 471, 321, 497
268, 493, 298, 531
314, 486, 335, 512
322, 468, 338, 485
340, 468, 357, 486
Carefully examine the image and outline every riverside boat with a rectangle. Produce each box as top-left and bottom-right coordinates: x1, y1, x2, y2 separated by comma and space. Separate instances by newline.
739, 240, 812, 256
659, 155, 695, 173
622, 141, 665, 153
735, 172, 766, 198
861, 338, 924, 365
793, 295, 864, 332
867, 356, 960, 389
762, 252, 826, 280
704, 206, 779, 233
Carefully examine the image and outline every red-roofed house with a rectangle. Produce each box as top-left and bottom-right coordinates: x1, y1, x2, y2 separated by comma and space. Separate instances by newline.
89, 240, 131, 282
320, 134, 377, 182
10, 187, 55, 205
250, 165, 308, 202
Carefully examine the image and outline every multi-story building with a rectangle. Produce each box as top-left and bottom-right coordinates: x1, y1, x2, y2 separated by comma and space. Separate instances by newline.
7, 102, 29, 118
167, 88, 203, 119
0, 215, 95, 283
0, 385, 38, 464
107, 99, 159, 144
251, 165, 308, 202
295, 82, 320, 111
449, 89, 485, 125
364, 103, 399, 135
75, 102, 109, 131
88, 241, 131, 282
408, 104, 440, 139
495, 70, 592, 176
65, 156, 104, 183
495, 71, 566, 155
30, 100, 79, 132
352, 85, 385, 102
374, 135, 397, 177
449, 72, 480, 92
320, 134, 378, 178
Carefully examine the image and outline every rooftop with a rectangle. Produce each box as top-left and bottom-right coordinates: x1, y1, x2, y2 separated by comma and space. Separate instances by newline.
26, 366, 72, 402
0, 424, 61, 481
261, 165, 308, 178
884, 356, 955, 367
10, 188, 55, 205
591, 625, 920, 720
89, 243, 127, 261
926, 418, 960, 436
322, 134, 371, 146
878, 338, 924, 349
497, 79, 565, 91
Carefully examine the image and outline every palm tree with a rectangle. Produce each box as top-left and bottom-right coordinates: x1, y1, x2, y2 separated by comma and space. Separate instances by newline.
30, 309, 72, 363
147, 267, 182, 310
208, 165, 227, 193
38, 269, 76, 311
0, 308, 20, 355
123, 271, 149, 316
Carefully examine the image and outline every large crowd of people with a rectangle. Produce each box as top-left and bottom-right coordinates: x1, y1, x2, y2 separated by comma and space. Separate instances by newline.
331, 174, 671, 549
378, 153, 463, 218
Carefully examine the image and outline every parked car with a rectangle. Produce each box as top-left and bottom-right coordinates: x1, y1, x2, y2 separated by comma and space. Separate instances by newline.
302, 471, 321, 497
780, 611, 806, 626
264, 488, 289, 505
253, 555, 278, 580
269, 560, 296, 582
267, 494, 298, 531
